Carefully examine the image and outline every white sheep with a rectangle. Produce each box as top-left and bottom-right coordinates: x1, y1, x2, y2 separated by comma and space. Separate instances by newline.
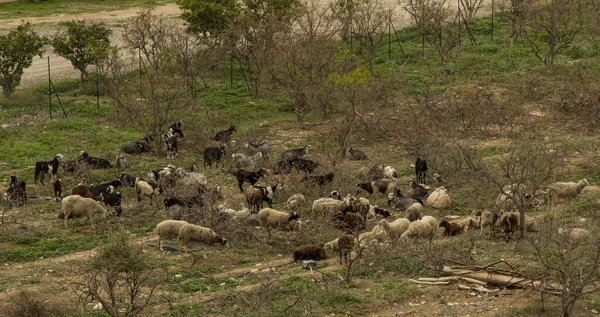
155, 220, 189, 251
378, 217, 410, 242
324, 237, 340, 251
558, 227, 592, 244
495, 183, 529, 212
457, 216, 480, 231
58, 195, 106, 229
400, 220, 435, 240
425, 186, 451, 209
547, 179, 589, 211
312, 198, 348, 217
136, 177, 161, 203
477, 210, 497, 238
420, 215, 439, 232
285, 193, 307, 209
178, 223, 228, 257
347, 195, 376, 221
404, 202, 423, 222
258, 208, 300, 237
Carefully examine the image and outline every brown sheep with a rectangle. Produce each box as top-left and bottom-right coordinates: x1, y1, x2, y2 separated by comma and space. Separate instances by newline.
439, 219, 462, 236
293, 245, 328, 262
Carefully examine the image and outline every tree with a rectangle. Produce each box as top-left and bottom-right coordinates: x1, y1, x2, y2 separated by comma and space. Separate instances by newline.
0, 23, 45, 97
497, 0, 531, 47
350, 0, 393, 74
52, 20, 112, 91
521, 0, 580, 72
459, 0, 485, 23
177, 0, 239, 37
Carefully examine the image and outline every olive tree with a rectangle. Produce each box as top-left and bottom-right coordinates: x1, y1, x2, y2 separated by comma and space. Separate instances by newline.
0, 23, 46, 97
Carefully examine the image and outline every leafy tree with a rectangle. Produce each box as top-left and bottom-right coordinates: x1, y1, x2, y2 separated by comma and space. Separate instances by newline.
52, 20, 112, 91
177, 0, 239, 37
0, 23, 45, 97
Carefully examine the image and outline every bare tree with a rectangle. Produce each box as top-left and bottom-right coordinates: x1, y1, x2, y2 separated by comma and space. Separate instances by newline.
497, 0, 531, 47
521, 0, 580, 72
122, 10, 174, 71
351, 0, 394, 74
459, 0, 485, 23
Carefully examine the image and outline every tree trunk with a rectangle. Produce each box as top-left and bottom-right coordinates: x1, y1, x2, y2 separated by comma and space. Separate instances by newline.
79, 71, 86, 92
562, 297, 576, 317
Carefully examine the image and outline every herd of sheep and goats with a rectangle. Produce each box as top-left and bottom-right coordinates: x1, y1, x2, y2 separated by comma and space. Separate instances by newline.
1, 121, 591, 265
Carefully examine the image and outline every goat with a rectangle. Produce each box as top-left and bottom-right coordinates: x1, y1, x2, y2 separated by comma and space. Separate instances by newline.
407, 179, 428, 199
91, 180, 122, 201
168, 121, 184, 138
233, 168, 267, 192
415, 157, 428, 184
98, 186, 123, 216
356, 179, 396, 197
119, 172, 137, 187
203, 146, 226, 168
244, 140, 269, 156
281, 145, 312, 162
4, 175, 27, 207
348, 147, 368, 160
163, 132, 179, 161
290, 157, 320, 173
34, 154, 63, 185
79, 151, 112, 168
214, 125, 236, 143
52, 178, 63, 202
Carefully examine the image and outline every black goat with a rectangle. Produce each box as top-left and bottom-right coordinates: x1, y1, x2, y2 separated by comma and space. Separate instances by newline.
34, 154, 63, 185
233, 168, 267, 192
168, 121, 184, 138
281, 145, 312, 162
99, 186, 123, 215
303, 172, 334, 185
80, 151, 112, 169
415, 157, 428, 184
214, 125, 236, 143
203, 146, 226, 168
348, 147, 368, 160
121, 141, 150, 155
119, 172, 137, 187
408, 179, 428, 199
91, 180, 122, 201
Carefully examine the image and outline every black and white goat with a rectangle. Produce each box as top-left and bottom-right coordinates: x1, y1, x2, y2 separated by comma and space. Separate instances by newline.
254, 184, 280, 208
168, 121, 184, 138
91, 180, 122, 201
233, 168, 267, 192
214, 125, 236, 143
356, 179, 396, 197
163, 132, 179, 161
80, 151, 112, 169
34, 154, 63, 185
415, 157, 428, 184
98, 185, 123, 216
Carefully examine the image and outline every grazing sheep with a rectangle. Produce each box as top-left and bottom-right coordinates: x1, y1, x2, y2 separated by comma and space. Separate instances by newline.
58, 195, 106, 229
499, 211, 519, 242
281, 145, 312, 162
155, 220, 188, 251
233, 168, 267, 192
477, 210, 497, 238
356, 179, 396, 197
558, 228, 592, 244
135, 177, 161, 203
388, 189, 422, 211
213, 125, 236, 143
177, 224, 228, 257
71, 178, 92, 198
547, 179, 589, 211
292, 245, 327, 262
232, 152, 263, 170
34, 154, 63, 185
415, 157, 428, 184
420, 215, 439, 232
439, 219, 462, 236
348, 147, 368, 160
379, 218, 410, 242
425, 186, 451, 210
407, 179, 428, 199
337, 234, 355, 264
258, 208, 300, 237
404, 202, 423, 222
324, 238, 340, 251
312, 198, 349, 217
203, 146, 226, 168
244, 140, 269, 156
400, 220, 435, 240
52, 178, 63, 202
285, 193, 307, 209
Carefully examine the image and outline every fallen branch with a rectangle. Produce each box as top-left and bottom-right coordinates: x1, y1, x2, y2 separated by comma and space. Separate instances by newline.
443, 265, 540, 289
409, 279, 450, 285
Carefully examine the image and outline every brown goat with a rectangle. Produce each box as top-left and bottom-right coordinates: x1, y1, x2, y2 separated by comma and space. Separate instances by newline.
293, 245, 327, 262
439, 219, 462, 236
337, 234, 355, 265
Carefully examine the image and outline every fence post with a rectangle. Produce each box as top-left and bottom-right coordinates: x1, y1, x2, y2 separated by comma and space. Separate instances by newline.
48, 56, 52, 119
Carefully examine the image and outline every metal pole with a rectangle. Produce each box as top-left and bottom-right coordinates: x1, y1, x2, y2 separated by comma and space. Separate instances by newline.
48, 56, 52, 119
230, 55, 234, 88
388, 14, 392, 59
96, 74, 100, 109
491, 0, 494, 42
138, 47, 142, 96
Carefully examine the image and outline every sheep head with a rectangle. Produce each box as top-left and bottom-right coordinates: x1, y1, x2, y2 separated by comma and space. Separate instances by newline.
288, 212, 300, 221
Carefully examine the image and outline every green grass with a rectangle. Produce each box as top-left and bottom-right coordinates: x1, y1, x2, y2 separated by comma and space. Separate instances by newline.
0, 0, 168, 20
0, 228, 60, 245
0, 234, 109, 262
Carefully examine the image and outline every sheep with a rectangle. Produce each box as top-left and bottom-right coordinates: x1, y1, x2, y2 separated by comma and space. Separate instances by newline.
477, 210, 497, 238
425, 186, 451, 210
404, 202, 423, 222
415, 157, 428, 184
71, 178, 92, 198
232, 152, 263, 170
346, 196, 376, 221
457, 216, 480, 231
177, 223, 228, 257
337, 234, 355, 264
258, 208, 300, 237
379, 218, 410, 242
356, 179, 396, 197
439, 219, 462, 236
495, 183, 530, 212
420, 215, 439, 233
302, 172, 335, 185
115, 154, 128, 169
292, 245, 327, 262
285, 193, 307, 209
203, 146, 226, 168
547, 179, 589, 211
499, 211, 519, 242
98, 186, 123, 216
407, 179, 428, 199
233, 168, 267, 192
388, 189, 422, 211
312, 198, 349, 217
34, 154, 63, 185
400, 220, 435, 240
155, 220, 189, 251
244, 140, 269, 156
52, 178, 63, 202
348, 147, 368, 160
136, 177, 161, 203
558, 228, 592, 244
58, 195, 106, 229
324, 238, 340, 251
281, 145, 312, 162
172, 170, 208, 189
213, 125, 236, 143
